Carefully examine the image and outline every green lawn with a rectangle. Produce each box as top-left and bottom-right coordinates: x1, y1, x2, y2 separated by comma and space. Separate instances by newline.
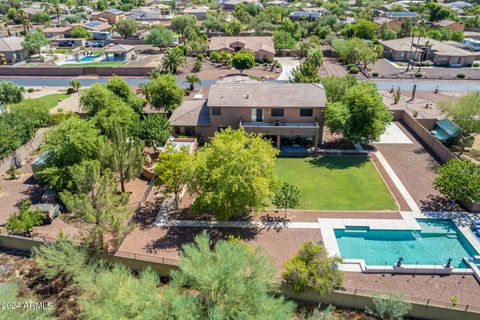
61, 61, 127, 68
273, 156, 398, 211
31, 93, 70, 109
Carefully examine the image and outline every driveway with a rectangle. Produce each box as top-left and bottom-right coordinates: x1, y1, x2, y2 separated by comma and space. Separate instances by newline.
276, 57, 300, 81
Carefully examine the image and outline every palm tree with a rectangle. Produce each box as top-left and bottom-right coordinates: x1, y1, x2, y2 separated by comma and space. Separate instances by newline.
148, 68, 161, 79
161, 48, 186, 74
136, 83, 151, 102
184, 74, 201, 91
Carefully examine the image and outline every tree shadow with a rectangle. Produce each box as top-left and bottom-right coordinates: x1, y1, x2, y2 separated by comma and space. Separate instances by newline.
132, 198, 165, 230
306, 155, 370, 170
420, 194, 462, 212
144, 226, 262, 254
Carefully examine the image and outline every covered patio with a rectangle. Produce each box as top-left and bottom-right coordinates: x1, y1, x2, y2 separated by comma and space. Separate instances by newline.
103, 44, 135, 61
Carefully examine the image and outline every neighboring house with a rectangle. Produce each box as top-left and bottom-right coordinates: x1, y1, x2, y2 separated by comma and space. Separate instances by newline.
374, 17, 402, 30
380, 37, 479, 67
209, 36, 275, 60
104, 44, 135, 60
42, 26, 73, 38
289, 11, 322, 21
266, 0, 288, 6
433, 19, 464, 33
22, 7, 42, 19
222, 0, 261, 10
183, 6, 209, 20
0, 36, 28, 64
79, 20, 111, 32
170, 82, 327, 150
383, 11, 419, 24
442, 1, 472, 14
91, 9, 125, 25
128, 6, 173, 20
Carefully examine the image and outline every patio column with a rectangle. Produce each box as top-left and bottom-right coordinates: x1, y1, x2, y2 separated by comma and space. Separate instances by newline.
276, 135, 281, 149
314, 134, 319, 151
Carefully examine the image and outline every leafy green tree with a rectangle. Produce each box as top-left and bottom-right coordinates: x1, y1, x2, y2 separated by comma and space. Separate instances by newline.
99, 125, 144, 192
132, 114, 170, 147
60, 160, 131, 252
440, 92, 480, 154
105, 77, 143, 114
31, 12, 50, 23
69, 26, 92, 39
426, 2, 453, 21
367, 293, 412, 320
154, 145, 191, 209
351, 18, 378, 40
434, 159, 480, 204
184, 73, 201, 91
0, 80, 23, 104
283, 241, 343, 294
114, 18, 138, 38
163, 233, 295, 319
21, 30, 49, 54
274, 30, 297, 49
225, 19, 243, 36
148, 74, 184, 112
38, 117, 100, 190
203, 11, 227, 33
290, 60, 321, 83
272, 182, 300, 217
320, 75, 357, 103
171, 14, 197, 39
232, 51, 255, 73
161, 47, 186, 74
6, 200, 44, 236
189, 128, 279, 220
307, 46, 324, 68
324, 82, 392, 143
144, 25, 175, 46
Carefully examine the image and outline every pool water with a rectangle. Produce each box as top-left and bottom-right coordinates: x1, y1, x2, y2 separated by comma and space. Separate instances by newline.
334, 219, 478, 268
79, 54, 101, 62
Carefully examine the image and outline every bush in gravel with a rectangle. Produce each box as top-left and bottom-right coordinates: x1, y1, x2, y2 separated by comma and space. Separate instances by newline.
348, 66, 359, 74
367, 293, 411, 320
456, 73, 465, 79
372, 71, 379, 77
414, 72, 422, 78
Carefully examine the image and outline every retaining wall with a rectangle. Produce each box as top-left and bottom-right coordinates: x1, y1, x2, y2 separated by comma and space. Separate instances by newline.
0, 128, 48, 176
0, 66, 155, 77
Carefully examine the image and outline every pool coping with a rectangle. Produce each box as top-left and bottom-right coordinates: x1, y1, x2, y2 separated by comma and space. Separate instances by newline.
320, 214, 480, 276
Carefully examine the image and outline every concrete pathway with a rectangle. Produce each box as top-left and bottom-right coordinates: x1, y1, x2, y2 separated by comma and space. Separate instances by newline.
276, 57, 300, 81
376, 123, 413, 144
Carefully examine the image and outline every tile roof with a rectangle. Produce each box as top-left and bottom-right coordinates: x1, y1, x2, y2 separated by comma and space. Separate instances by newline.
169, 100, 210, 126
209, 36, 275, 55
208, 83, 327, 108
0, 36, 24, 52
380, 37, 478, 57
104, 44, 135, 52
106, 9, 124, 14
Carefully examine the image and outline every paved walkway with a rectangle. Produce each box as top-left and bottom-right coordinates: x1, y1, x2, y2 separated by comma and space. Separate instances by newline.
276, 57, 300, 81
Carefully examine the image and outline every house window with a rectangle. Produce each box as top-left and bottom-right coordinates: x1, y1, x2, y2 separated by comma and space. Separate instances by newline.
185, 126, 195, 136
174, 126, 181, 134
211, 107, 221, 116
300, 108, 313, 117
271, 108, 284, 117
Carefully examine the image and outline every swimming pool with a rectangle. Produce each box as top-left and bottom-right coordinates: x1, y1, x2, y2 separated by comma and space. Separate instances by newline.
79, 54, 101, 62
335, 219, 478, 268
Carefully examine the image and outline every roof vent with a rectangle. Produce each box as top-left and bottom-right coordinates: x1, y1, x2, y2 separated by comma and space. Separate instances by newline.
193, 94, 204, 100
245, 94, 249, 99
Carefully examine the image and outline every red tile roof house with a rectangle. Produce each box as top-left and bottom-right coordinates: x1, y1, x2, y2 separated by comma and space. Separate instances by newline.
208, 36, 275, 61
169, 82, 327, 150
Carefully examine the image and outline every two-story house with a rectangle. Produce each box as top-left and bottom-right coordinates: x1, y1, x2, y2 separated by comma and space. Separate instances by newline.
169, 82, 327, 150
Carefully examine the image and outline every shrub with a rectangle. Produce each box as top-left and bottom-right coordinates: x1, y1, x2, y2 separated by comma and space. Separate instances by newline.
6, 200, 45, 236
347, 63, 355, 70
414, 72, 422, 78
192, 60, 202, 72
372, 72, 379, 77
27, 88, 34, 93
367, 293, 411, 320
456, 73, 465, 79
348, 66, 359, 74
282, 241, 343, 294
66, 87, 75, 94
6, 165, 20, 179
473, 62, 480, 67
210, 51, 221, 63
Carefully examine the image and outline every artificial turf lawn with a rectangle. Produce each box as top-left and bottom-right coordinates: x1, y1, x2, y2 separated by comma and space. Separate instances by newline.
62, 61, 127, 67
273, 156, 398, 211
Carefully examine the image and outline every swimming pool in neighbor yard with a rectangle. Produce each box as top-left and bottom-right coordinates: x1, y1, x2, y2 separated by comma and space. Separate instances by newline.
335, 219, 478, 268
